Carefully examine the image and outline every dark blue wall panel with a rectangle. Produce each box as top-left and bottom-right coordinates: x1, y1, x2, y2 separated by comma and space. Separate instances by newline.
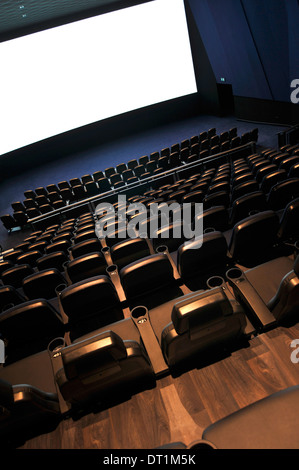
187, 0, 299, 103
286, 0, 299, 85
242, 0, 289, 102
188, 0, 272, 100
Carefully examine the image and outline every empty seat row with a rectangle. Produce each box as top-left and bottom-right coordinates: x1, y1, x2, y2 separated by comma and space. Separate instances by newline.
1, 126, 255, 231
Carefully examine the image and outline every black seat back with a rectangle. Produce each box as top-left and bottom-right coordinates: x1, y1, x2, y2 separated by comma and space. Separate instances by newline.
22, 268, 66, 300
1, 264, 34, 288
66, 252, 107, 284
228, 210, 280, 264
60, 275, 120, 323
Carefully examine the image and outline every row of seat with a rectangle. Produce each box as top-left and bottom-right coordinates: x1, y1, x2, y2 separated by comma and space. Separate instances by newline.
1, 245, 299, 445
1, 139, 299, 446
0, 256, 298, 443
1, 126, 258, 232
1, 192, 298, 305
1, 165, 299, 301
1, 201, 299, 357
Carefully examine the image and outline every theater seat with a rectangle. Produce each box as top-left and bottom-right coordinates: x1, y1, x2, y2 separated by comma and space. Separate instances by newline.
203, 191, 230, 209
54, 329, 154, 407
202, 385, 299, 449
260, 169, 287, 194
267, 178, 299, 210
22, 268, 66, 300
105, 228, 130, 248
68, 238, 102, 259
181, 190, 205, 204
110, 238, 151, 269
177, 232, 229, 291
228, 210, 280, 266
149, 287, 246, 368
1, 264, 34, 289
73, 230, 96, 244
66, 252, 107, 284
0, 260, 14, 277
152, 221, 187, 252
0, 299, 65, 363
36, 251, 68, 272
0, 375, 60, 444
45, 240, 71, 255
193, 206, 229, 232
120, 253, 184, 310
1, 215, 18, 232
59, 275, 124, 340
229, 191, 267, 226
3, 249, 24, 264
243, 255, 299, 322
231, 180, 259, 202
16, 250, 42, 268
0, 285, 26, 313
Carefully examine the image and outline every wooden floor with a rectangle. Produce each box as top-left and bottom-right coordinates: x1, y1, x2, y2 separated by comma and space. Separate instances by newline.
20, 320, 299, 449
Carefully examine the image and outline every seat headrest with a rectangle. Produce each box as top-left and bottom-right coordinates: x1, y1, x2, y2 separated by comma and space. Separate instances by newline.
60, 275, 118, 319
22, 268, 65, 299
61, 330, 127, 380
111, 238, 149, 258
228, 210, 279, 258
0, 299, 63, 342
67, 252, 105, 270
120, 254, 174, 298
178, 232, 227, 276
172, 288, 233, 335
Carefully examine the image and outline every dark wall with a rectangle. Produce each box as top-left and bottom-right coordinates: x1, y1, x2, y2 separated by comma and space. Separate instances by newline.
188, 0, 299, 124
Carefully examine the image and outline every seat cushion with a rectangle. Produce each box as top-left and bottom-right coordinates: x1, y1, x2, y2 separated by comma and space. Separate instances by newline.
74, 318, 142, 345
0, 350, 57, 395
245, 256, 294, 304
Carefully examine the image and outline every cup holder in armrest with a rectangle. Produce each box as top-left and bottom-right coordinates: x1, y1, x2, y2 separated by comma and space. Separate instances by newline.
204, 227, 216, 234
55, 283, 67, 296
106, 264, 118, 275
225, 267, 243, 282
131, 305, 149, 321
156, 245, 169, 254
47, 337, 66, 356
206, 276, 225, 289
131, 305, 168, 376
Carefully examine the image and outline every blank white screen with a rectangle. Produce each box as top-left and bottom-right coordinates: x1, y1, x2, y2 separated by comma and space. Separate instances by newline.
0, 0, 197, 156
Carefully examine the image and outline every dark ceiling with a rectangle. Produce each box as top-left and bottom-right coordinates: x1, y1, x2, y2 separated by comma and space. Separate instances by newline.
0, 0, 150, 40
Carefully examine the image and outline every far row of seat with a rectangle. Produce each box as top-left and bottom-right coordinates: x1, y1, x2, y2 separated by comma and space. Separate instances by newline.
1, 126, 259, 232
